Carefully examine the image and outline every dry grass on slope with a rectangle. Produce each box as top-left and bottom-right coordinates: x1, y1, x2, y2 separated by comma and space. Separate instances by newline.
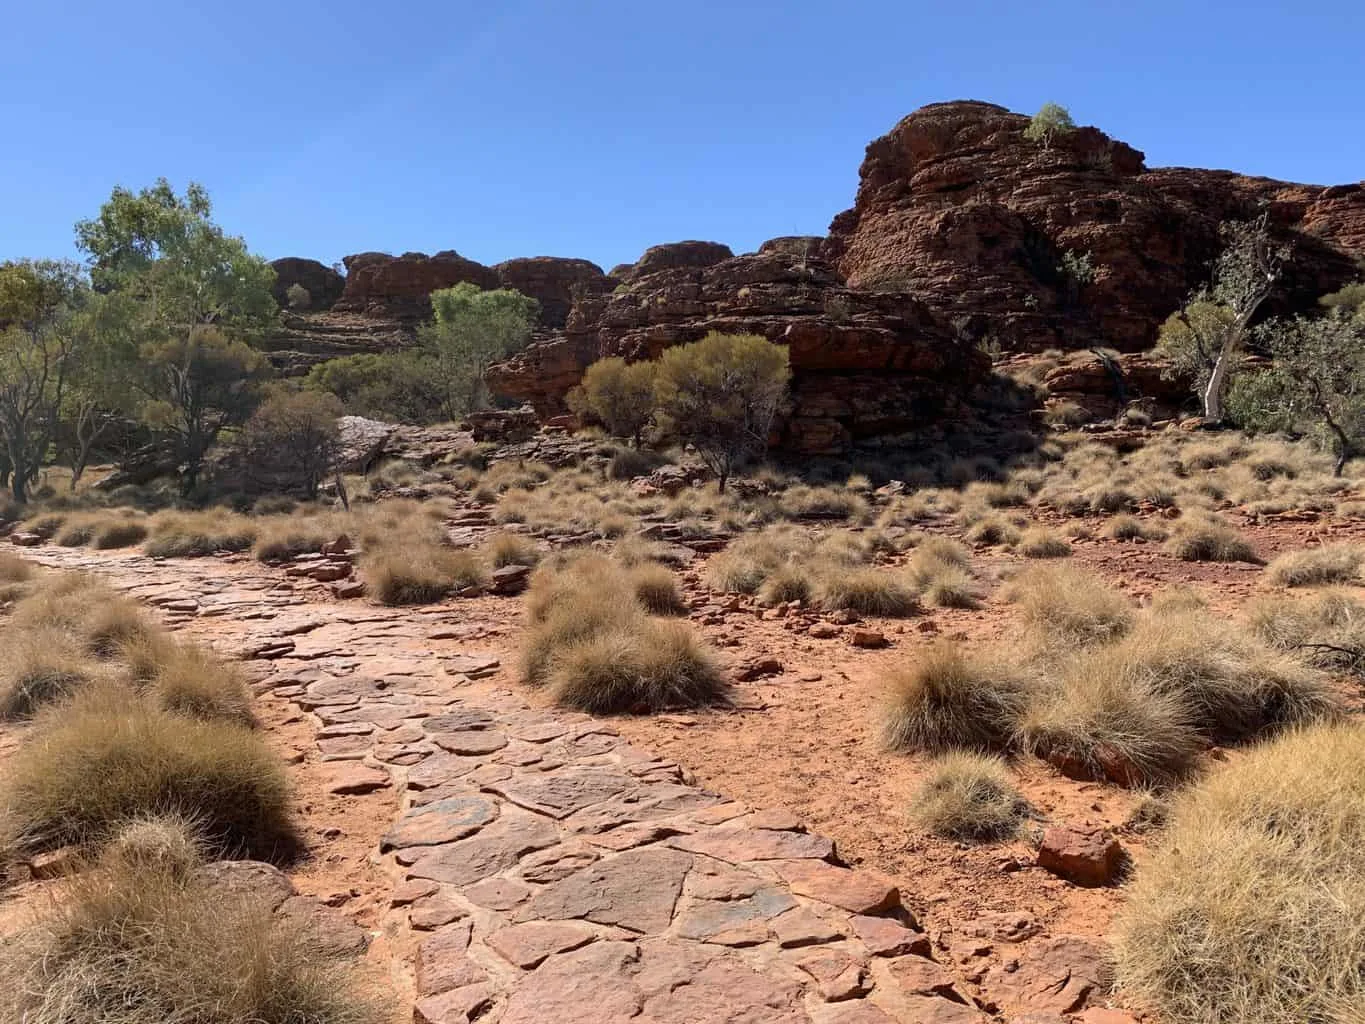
0, 818, 381, 1024
1114, 721, 1365, 1024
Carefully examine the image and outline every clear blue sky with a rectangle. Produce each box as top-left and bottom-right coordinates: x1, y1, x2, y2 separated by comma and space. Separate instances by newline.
4, 1, 1362, 273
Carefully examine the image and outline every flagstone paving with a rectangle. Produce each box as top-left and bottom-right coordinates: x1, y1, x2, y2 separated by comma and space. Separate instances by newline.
22, 546, 1116, 1024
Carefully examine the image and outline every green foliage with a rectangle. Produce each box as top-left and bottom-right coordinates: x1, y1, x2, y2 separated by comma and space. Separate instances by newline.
0, 260, 89, 501
141, 327, 269, 491
1156, 296, 1238, 390
567, 356, 657, 443
285, 282, 311, 310
653, 332, 791, 491
1320, 281, 1365, 316
75, 181, 278, 492
303, 351, 444, 423
1236, 311, 1365, 473
1023, 102, 1075, 148
238, 390, 343, 498
418, 282, 539, 419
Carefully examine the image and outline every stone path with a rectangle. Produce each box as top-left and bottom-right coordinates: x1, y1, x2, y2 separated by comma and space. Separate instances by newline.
22, 546, 1115, 1024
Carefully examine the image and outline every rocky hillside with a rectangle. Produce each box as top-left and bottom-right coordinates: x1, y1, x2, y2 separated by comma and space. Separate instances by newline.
265, 99, 1365, 449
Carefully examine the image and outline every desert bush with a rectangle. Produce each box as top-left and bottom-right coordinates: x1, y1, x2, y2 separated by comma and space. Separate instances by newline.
653, 332, 791, 491
1265, 543, 1364, 587
607, 446, 662, 481
1007, 565, 1135, 651
484, 531, 540, 568
628, 563, 688, 616
143, 638, 254, 726
1148, 586, 1208, 616
145, 509, 257, 558
361, 545, 487, 605
879, 642, 1034, 753
2, 686, 295, 860
0, 819, 380, 1024
817, 566, 920, 617
905, 537, 972, 589
10, 575, 159, 660
568, 357, 657, 444
909, 752, 1032, 842
1103, 514, 1168, 542
920, 566, 980, 609
1113, 721, 1365, 1024
1017, 527, 1071, 559
238, 391, 343, 499
1164, 515, 1262, 563
1249, 588, 1365, 677
545, 616, 727, 713
20, 511, 68, 539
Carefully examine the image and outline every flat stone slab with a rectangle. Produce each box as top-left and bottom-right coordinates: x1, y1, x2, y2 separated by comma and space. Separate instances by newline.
432, 730, 508, 756
488, 920, 598, 969
528, 847, 693, 934
423, 709, 497, 733
382, 796, 500, 852
671, 828, 835, 864
485, 765, 636, 819
774, 860, 901, 915
407, 813, 560, 887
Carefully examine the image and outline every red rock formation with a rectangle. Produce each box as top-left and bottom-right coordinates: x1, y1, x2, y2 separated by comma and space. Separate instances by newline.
334, 250, 499, 317
492, 257, 613, 329
269, 258, 346, 312
487, 250, 987, 453
615, 240, 735, 282
826, 100, 1365, 353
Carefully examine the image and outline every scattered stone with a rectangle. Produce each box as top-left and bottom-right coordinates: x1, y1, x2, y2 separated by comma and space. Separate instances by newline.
850, 629, 888, 649
409, 893, 467, 930
886, 954, 970, 1003
194, 860, 296, 911
390, 878, 440, 907
674, 886, 797, 943
10, 532, 41, 547
422, 709, 496, 732
1037, 827, 1126, 887
324, 764, 391, 795
407, 813, 560, 887
277, 895, 370, 956
808, 622, 842, 638
485, 765, 635, 819
500, 942, 643, 1024
987, 935, 1112, 1016
413, 984, 495, 1024
432, 730, 509, 756
851, 914, 930, 957
415, 921, 481, 996
798, 950, 869, 1001
733, 655, 783, 681
444, 653, 501, 678
465, 876, 534, 910
490, 564, 533, 595
772, 907, 845, 948
332, 580, 366, 599
774, 860, 899, 914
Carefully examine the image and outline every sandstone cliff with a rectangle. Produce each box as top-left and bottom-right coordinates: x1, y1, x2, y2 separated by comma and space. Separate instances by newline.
824, 100, 1365, 352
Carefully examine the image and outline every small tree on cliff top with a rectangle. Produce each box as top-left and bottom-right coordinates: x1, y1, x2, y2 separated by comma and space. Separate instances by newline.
1023, 103, 1075, 150
568, 357, 657, 445
653, 333, 791, 492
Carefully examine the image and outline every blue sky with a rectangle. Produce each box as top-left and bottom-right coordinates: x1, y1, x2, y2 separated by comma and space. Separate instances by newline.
4, 1, 1362, 273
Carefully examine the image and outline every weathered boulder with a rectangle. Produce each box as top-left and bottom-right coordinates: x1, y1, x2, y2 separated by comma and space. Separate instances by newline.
493, 257, 614, 328
269, 257, 346, 312
825, 100, 1365, 353
616, 240, 735, 282
334, 250, 499, 317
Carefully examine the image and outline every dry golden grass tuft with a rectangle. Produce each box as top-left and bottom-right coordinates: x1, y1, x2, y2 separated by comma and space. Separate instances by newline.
1249, 588, 1365, 677
909, 752, 1033, 842
522, 555, 727, 712
54, 511, 149, 549
879, 642, 1034, 754
0, 818, 382, 1024
905, 537, 975, 607
1, 684, 296, 862
0, 635, 105, 720
252, 512, 348, 563
777, 485, 869, 522
627, 563, 688, 616
0, 551, 33, 582
1018, 665, 1203, 788
964, 513, 1023, 548
1017, 526, 1072, 559
144, 509, 257, 558
1114, 721, 1365, 1024
1007, 564, 1135, 651
705, 528, 804, 594
1164, 515, 1262, 564
484, 531, 540, 568
361, 545, 487, 605
1265, 543, 1364, 587
757, 564, 813, 606
140, 637, 255, 726
816, 566, 920, 617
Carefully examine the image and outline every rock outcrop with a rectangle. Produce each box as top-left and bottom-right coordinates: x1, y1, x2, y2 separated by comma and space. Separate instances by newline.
334, 251, 500, 317
825, 100, 1365, 353
270, 257, 347, 312
487, 249, 987, 453
613, 241, 735, 283
492, 257, 615, 328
